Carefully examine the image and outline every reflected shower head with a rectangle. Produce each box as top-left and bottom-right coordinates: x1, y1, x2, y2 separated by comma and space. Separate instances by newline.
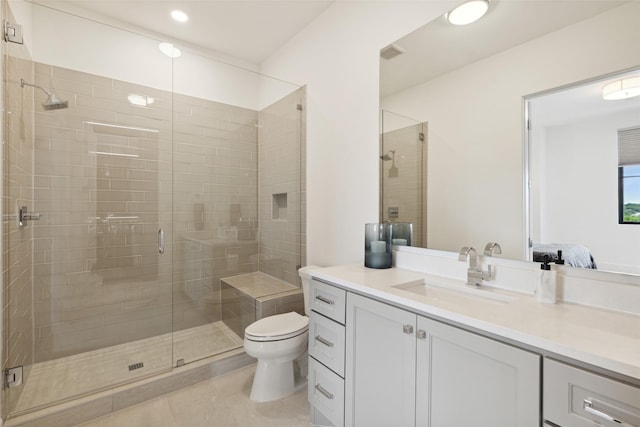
380, 150, 399, 177
20, 78, 69, 110
380, 150, 395, 161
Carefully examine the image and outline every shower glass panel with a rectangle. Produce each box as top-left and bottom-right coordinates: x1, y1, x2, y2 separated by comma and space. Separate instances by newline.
380, 110, 427, 247
3, 2, 174, 416
171, 51, 304, 365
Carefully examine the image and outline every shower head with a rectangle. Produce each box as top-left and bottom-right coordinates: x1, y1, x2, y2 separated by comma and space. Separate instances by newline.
42, 93, 69, 111
20, 78, 69, 111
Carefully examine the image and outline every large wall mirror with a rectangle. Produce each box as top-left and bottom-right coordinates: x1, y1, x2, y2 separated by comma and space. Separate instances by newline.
380, 0, 640, 276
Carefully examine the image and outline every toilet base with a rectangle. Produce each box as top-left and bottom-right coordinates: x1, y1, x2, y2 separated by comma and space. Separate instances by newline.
249, 357, 307, 402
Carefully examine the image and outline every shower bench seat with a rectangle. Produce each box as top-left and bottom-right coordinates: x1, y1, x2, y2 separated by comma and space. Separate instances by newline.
220, 272, 304, 339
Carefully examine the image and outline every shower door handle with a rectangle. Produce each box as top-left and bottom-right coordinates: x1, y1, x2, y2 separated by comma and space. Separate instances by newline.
18, 206, 40, 228
158, 229, 165, 254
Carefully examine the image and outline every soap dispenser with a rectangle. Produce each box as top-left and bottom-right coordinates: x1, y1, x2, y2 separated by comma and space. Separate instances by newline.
537, 255, 557, 304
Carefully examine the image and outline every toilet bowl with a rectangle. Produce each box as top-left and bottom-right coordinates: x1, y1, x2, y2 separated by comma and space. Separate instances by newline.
243, 266, 318, 402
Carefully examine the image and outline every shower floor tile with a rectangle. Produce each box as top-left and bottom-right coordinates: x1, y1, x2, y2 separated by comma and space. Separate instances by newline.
76, 364, 311, 427
9, 322, 243, 415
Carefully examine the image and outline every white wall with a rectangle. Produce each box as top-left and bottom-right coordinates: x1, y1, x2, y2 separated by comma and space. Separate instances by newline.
260, 1, 455, 267
381, 2, 640, 260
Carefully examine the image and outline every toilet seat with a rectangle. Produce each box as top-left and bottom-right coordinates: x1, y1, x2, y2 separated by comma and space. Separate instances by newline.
245, 312, 309, 342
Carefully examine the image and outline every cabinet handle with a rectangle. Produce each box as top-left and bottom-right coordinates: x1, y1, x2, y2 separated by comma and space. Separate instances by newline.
416, 329, 427, 340
583, 399, 634, 427
315, 383, 334, 400
403, 324, 414, 334
315, 335, 334, 348
315, 295, 335, 305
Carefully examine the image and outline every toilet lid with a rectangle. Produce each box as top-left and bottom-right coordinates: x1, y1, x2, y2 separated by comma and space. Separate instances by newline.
245, 312, 309, 341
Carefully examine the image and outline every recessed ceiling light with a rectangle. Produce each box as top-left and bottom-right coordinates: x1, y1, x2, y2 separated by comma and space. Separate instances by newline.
171, 10, 189, 23
602, 76, 640, 100
446, 0, 489, 26
158, 42, 182, 58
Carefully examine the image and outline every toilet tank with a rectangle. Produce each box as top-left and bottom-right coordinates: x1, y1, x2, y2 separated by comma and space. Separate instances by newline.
298, 265, 320, 316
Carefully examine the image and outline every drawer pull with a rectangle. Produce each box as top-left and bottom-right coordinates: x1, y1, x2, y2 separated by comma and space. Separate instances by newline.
403, 324, 414, 334
583, 399, 634, 427
315, 335, 334, 348
315, 295, 335, 305
315, 383, 334, 400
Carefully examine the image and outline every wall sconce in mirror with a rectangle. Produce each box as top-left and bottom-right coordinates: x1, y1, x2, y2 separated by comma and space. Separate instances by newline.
602, 76, 640, 100
446, 0, 490, 26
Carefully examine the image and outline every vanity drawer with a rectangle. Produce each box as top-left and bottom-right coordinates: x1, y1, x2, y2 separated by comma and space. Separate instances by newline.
544, 358, 640, 427
309, 312, 345, 377
310, 279, 346, 324
309, 357, 345, 427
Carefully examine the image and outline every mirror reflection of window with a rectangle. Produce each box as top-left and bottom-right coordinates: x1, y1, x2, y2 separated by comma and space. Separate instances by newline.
618, 127, 640, 224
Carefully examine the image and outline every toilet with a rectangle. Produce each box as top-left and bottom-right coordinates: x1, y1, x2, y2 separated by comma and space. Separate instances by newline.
243, 266, 317, 402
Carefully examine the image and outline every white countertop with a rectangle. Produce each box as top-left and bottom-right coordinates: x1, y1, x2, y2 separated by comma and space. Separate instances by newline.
311, 264, 640, 383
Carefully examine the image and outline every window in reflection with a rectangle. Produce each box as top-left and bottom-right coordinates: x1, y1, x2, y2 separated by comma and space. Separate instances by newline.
619, 164, 640, 224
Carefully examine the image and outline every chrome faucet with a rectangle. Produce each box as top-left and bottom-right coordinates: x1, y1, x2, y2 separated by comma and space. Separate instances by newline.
484, 242, 502, 257
483, 242, 502, 281
458, 246, 489, 286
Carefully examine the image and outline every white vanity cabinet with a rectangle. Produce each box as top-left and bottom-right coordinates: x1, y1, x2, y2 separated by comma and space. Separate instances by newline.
345, 292, 540, 427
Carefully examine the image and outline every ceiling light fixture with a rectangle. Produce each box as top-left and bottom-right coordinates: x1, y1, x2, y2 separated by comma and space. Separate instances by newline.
170, 10, 189, 23
158, 42, 182, 58
602, 76, 640, 100
446, 0, 489, 26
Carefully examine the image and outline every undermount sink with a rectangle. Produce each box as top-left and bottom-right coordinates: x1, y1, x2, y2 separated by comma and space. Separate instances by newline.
393, 277, 516, 304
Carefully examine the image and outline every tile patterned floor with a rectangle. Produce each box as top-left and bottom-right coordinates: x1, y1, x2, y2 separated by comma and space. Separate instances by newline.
75, 364, 312, 427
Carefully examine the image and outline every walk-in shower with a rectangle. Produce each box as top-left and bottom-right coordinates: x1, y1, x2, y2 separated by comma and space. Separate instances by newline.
2, 1, 305, 421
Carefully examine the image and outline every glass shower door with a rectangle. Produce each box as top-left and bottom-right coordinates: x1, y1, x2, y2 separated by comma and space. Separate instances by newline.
3, 2, 174, 415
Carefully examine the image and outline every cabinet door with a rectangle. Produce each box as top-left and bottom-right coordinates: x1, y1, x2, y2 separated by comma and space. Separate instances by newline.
416, 316, 540, 427
345, 293, 416, 427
